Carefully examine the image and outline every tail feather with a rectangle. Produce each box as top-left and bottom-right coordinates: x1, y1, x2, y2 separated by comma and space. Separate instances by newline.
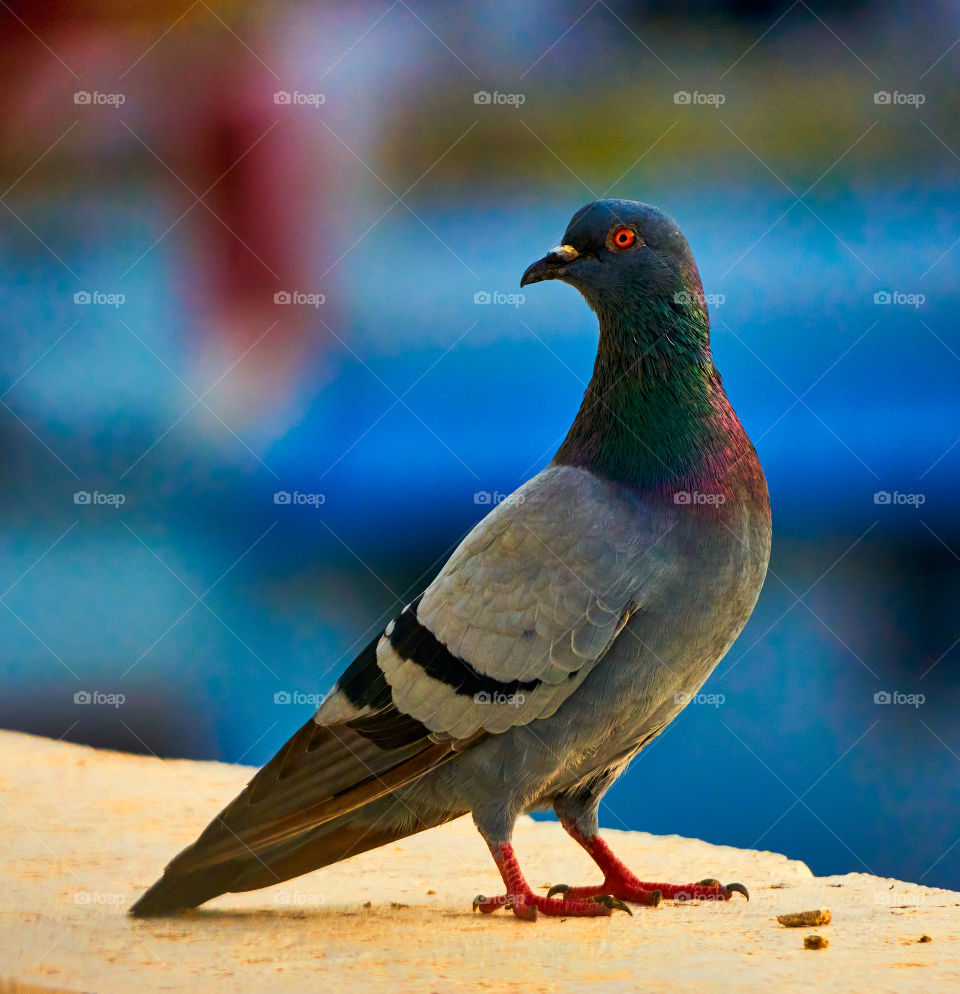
129, 705, 470, 916
129, 799, 462, 916
231, 804, 461, 893
130, 636, 486, 917
129, 857, 250, 917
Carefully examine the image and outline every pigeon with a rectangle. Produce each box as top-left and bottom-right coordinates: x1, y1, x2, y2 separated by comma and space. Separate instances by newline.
130, 199, 771, 921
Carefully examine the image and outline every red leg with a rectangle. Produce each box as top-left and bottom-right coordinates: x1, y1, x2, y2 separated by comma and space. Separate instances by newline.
473, 840, 631, 921
550, 821, 748, 905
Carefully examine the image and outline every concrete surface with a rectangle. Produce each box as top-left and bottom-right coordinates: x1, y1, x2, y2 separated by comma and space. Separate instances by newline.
1, 729, 956, 993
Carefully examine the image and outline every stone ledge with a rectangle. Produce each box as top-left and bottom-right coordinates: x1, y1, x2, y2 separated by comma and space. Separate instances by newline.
1, 730, 956, 993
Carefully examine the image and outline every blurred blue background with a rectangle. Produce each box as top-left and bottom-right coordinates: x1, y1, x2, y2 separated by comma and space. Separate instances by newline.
1, 0, 958, 892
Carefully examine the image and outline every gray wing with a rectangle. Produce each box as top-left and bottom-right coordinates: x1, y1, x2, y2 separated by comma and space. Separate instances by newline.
321, 463, 675, 740
132, 465, 676, 914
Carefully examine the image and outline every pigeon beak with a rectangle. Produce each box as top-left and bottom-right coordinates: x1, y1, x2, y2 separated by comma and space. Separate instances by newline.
520, 244, 580, 287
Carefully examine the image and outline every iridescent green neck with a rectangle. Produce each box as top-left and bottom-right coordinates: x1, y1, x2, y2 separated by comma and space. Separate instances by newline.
554, 295, 745, 494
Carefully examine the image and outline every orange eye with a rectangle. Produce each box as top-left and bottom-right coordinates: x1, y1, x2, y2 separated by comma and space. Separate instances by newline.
611, 226, 637, 250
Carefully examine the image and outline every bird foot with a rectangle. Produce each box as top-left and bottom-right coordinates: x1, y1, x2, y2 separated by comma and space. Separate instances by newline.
474, 839, 638, 921
472, 889, 631, 920
546, 875, 747, 904
554, 826, 749, 905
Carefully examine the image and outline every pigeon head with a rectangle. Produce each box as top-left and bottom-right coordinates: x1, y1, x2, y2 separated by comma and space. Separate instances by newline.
520, 199, 707, 330
528, 201, 737, 491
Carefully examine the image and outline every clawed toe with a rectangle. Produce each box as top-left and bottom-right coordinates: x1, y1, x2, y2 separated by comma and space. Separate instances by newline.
694, 877, 747, 900
475, 888, 615, 920
591, 894, 633, 915
543, 876, 744, 906
513, 901, 538, 921
547, 881, 660, 907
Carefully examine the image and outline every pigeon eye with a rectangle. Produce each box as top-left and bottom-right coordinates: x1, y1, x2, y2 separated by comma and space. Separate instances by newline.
609, 226, 638, 251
